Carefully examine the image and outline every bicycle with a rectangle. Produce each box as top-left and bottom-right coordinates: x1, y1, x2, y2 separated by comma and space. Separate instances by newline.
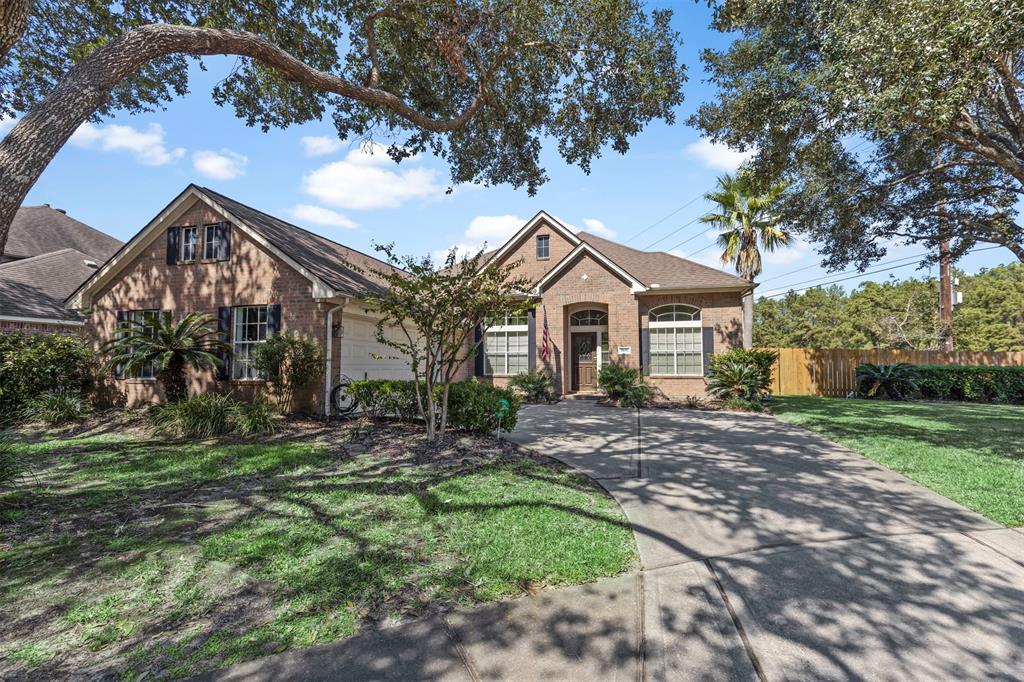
329, 374, 359, 417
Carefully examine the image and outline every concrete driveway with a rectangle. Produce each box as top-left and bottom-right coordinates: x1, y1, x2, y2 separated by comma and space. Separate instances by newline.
208, 401, 1024, 682
508, 400, 1024, 680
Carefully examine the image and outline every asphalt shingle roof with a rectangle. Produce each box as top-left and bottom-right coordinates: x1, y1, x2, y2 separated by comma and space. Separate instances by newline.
5, 206, 122, 262
0, 249, 100, 320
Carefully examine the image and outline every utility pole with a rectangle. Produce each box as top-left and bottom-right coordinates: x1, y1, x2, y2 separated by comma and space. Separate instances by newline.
938, 236, 954, 351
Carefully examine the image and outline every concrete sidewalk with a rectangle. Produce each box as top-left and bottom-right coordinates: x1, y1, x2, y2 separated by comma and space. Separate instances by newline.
204, 401, 1024, 681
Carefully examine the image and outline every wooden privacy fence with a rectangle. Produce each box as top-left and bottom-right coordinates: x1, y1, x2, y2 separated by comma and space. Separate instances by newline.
768, 347, 1024, 397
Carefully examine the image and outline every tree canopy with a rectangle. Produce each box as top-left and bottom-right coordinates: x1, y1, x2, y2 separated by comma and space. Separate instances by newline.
754, 262, 1024, 351
694, 0, 1024, 268
0, 0, 685, 255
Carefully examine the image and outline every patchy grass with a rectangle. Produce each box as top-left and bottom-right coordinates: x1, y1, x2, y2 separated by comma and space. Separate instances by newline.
0, 419, 635, 680
772, 397, 1024, 526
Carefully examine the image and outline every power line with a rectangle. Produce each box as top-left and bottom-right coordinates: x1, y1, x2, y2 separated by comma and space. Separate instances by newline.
623, 193, 705, 245
760, 252, 931, 294
646, 213, 711, 250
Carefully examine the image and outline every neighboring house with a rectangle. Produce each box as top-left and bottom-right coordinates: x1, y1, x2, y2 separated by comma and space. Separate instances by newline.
68, 185, 753, 412
0, 205, 122, 334
68, 184, 412, 411
458, 212, 753, 398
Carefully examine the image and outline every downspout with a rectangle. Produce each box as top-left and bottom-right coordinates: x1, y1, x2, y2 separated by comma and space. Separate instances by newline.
323, 299, 348, 416
742, 286, 754, 349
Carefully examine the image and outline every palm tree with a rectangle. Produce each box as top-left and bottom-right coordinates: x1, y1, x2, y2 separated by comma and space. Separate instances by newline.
103, 312, 230, 402
700, 172, 790, 281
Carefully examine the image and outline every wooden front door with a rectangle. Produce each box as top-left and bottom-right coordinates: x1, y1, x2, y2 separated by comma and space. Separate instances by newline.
572, 332, 598, 392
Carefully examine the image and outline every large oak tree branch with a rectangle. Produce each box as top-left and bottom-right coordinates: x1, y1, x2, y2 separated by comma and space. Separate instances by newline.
0, 22, 497, 256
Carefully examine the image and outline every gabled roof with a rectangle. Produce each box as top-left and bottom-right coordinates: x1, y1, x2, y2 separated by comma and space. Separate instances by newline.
575, 232, 751, 291
5, 206, 121, 262
535, 241, 648, 294
69, 185, 405, 308
0, 249, 98, 321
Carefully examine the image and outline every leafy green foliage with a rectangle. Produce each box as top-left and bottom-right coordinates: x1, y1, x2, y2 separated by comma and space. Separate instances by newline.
694, 0, 1024, 267
249, 333, 324, 412
22, 389, 92, 426
150, 393, 238, 438
597, 364, 642, 400
508, 371, 555, 403
3, 1, 684, 196
348, 379, 520, 433
0, 333, 96, 423
720, 395, 765, 413
855, 363, 919, 401
700, 172, 790, 280
353, 243, 532, 441
710, 349, 777, 394
755, 263, 1024, 351
0, 430, 24, 489
235, 397, 282, 436
102, 312, 229, 403
915, 365, 1024, 404
705, 359, 764, 401
619, 383, 654, 408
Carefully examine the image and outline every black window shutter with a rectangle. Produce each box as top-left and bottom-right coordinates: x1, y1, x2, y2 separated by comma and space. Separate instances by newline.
218, 223, 231, 261
114, 310, 127, 379
702, 326, 715, 376
217, 307, 233, 380
474, 324, 485, 377
640, 328, 650, 376
267, 304, 282, 336
166, 227, 179, 265
527, 309, 537, 372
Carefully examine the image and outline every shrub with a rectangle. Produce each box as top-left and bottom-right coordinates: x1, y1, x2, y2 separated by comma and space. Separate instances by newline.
598, 364, 644, 400
0, 431, 24, 489
0, 333, 96, 422
150, 393, 238, 438
706, 359, 764, 401
855, 363, 919, 401
447, 380, 521, 433
707, 349, 777, 399
348, 379, 521, 433
915, 365, 1024, 404
235, 398, 282, 436
620, 383, 654, 408
508, 371, 555, 403
720, 395, 766, 412
22, 389, 92, 426
249, 333, 325, 412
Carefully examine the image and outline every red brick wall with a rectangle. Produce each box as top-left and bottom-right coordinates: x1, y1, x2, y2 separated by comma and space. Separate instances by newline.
489, 218, 577, 285
0, 320, 85, 336
85, 198, 331, 410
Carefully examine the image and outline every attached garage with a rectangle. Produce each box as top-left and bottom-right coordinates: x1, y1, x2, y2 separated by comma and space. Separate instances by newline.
338, 313, 415, 381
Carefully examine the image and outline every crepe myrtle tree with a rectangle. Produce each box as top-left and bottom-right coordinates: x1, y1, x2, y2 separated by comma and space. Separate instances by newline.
693, 0, 1024, 268
0, 0, 685, 257
351, 244, 533, 442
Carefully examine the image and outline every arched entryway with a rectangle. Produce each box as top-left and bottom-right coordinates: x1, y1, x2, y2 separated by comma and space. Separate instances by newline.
568, 307, 608, 392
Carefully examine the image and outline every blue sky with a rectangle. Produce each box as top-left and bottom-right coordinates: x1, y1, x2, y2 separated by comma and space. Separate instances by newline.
8, 2, 1018, 299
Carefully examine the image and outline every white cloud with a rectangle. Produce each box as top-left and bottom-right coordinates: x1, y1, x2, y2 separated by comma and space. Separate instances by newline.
582, 218, 616, 239
431, 243, 491, 265
763, 239, 811, 266
302, 143, 440, 210
683, 138, 755, 171
69, 122, 185, 166
289, 204, 358, 229
464, 215, 527, 242
300, 135, 343, 157
192, 149, 249, 180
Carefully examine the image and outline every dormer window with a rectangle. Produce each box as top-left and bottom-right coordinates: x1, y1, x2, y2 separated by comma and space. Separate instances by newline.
536, 234, 550, 259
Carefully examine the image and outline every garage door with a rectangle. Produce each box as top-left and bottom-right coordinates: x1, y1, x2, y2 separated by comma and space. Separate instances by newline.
339, 315, 415, 381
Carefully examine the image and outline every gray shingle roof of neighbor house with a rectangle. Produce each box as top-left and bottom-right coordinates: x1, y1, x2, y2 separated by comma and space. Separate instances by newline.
4, 205, 122, 262
574, 231, 751, 290
0, 248, 102, 320
197, 186, 405, 297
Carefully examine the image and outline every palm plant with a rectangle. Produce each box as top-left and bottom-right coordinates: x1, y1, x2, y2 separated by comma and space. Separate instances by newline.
103, 312, 229, 402
705, 358, 764, 401
855, 363, 919, 401
701, 172, 790, 281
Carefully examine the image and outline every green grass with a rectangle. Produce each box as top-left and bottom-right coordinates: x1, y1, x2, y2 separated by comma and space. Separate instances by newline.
0, 424, 635, 679
772, 397, 1024, 526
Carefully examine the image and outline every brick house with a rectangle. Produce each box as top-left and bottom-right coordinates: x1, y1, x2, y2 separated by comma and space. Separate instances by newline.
69, 185, 752, 412
460, 212, 753, 398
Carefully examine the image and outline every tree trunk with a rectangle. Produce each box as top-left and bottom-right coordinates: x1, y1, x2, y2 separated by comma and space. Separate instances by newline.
160, 355, 188, 403
0, 23, 488, 256
0, 0, 29, 61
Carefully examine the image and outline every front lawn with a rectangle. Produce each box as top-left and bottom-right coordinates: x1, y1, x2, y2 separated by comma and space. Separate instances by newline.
772, 397, 1024, 526
0, 418, 635, 680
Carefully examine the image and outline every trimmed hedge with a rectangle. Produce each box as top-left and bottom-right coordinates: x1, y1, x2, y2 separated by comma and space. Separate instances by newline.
0, 333, 96, 423
915, 365, 1024, 404
348, 379, 521, 433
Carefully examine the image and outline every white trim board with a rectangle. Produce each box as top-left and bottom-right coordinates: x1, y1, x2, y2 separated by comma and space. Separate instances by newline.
0, 315, 85, 326
534, 242, 648, 294
484, 211, 581, 269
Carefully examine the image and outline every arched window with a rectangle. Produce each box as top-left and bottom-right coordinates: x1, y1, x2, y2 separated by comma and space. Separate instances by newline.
569, 309, 608, 326
648, 305, 703, 375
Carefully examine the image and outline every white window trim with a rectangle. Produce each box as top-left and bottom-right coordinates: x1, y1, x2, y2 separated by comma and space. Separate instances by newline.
483, 317, 528, 376
203, 224, 220, 260
180, 225, 198, 262
648, 305, 703, 377
232, 305, 269, 381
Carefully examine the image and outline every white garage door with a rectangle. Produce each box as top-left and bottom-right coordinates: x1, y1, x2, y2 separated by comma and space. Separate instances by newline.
339, 315, 415, 381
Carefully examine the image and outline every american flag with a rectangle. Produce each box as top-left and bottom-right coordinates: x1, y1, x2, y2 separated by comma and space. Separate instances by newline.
539, 306, 550, 363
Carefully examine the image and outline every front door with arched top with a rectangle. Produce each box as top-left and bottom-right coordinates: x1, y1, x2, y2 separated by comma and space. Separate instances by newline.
571, 332, 597, 392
